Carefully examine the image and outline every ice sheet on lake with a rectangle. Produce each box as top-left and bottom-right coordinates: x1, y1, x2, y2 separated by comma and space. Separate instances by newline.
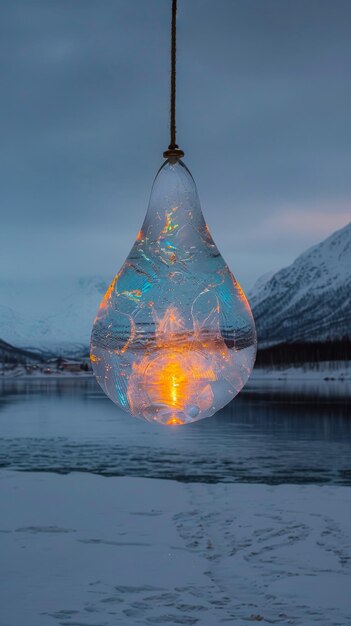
0, 471, 350, 625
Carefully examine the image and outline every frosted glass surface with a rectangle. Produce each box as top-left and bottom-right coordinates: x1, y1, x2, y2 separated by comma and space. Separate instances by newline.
91, 159, 256, 425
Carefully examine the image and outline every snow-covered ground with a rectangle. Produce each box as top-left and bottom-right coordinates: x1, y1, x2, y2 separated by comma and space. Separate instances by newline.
1, 471, 350, 626
249, 222, 351, 344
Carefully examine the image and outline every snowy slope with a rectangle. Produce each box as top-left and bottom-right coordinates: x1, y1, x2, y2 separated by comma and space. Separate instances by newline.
1, 472, 351, 626
0, 276, 109, 354
1, 223, 350, 354
249, 222, 351, 346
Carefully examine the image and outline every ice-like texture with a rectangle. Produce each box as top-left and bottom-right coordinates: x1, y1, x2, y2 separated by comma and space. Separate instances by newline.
1, 471, 351, 626
91, 159, 256, 424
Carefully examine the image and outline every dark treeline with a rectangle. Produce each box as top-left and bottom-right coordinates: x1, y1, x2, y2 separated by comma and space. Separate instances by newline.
0, 339, 47, 365
256, 339, 351, 367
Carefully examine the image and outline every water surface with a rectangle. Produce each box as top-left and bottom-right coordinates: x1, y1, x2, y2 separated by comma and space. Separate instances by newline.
0, 377, 350, 485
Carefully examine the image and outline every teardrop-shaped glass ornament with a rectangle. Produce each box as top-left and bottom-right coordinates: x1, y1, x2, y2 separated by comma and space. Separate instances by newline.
91, 159, 256, 425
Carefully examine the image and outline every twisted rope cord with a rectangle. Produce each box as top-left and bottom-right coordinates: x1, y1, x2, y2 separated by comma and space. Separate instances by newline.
163, 0, 184, 159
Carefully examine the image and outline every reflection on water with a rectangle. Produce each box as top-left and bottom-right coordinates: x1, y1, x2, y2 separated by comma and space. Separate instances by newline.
0, 377, 350, 485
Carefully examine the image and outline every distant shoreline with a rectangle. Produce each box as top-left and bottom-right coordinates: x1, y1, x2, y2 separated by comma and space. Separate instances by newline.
1, 361, 350, 380
1, 362, 350, 401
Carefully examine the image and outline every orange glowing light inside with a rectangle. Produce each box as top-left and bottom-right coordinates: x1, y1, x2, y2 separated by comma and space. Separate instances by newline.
166, 416, 185, 426
99, 275, 117, 311
151, 358, 190, 408
126, 305, 233, 425
161, 210, 178, 235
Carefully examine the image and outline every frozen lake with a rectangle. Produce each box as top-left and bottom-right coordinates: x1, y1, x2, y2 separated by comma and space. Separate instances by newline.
1, 378, 351, 625
0, 377, 350, 485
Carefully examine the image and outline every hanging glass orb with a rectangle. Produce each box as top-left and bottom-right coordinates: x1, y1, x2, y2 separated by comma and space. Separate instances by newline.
91, 158, 257, 425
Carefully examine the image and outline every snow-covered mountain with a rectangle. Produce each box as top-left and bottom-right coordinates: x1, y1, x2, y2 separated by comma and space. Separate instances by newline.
249, 222, 351, 347
0, 276, 109, 355
1, 223, 350, 355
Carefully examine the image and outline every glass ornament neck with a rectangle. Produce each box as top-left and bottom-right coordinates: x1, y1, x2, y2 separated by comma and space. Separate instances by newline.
141, 158, 206, 242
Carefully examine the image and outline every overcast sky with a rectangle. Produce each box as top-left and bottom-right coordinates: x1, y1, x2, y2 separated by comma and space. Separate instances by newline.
1, 0, 350, 290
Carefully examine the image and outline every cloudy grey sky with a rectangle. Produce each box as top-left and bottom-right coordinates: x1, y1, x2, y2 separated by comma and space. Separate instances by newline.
1, 0, 350, 290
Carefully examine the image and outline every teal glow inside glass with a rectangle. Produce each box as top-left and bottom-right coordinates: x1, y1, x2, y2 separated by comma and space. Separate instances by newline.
91, 158, 257, 425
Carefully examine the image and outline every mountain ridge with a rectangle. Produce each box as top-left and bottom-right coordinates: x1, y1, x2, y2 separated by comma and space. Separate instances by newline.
0, 223, 350, 356
249, 222, 351, 347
